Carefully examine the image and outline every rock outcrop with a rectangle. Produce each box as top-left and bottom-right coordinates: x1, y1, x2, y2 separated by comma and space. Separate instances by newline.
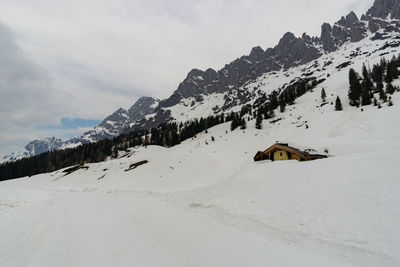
366, 0, 400, 19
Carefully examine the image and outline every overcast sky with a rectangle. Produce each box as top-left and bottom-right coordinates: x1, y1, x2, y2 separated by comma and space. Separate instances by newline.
0, 0, 374, 156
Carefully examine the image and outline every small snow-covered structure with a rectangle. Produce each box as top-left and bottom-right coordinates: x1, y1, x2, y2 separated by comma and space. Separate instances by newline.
254, 143, 327, 162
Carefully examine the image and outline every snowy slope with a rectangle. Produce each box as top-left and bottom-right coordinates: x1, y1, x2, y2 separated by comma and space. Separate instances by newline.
1, 90, 399, 266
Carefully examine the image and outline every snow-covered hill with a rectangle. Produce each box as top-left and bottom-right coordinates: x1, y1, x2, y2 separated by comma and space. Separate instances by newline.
4, 0, 400, 163
1, 86, 399, 266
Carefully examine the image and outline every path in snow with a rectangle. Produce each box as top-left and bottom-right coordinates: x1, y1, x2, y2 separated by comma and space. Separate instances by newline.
0, 187, 355, 267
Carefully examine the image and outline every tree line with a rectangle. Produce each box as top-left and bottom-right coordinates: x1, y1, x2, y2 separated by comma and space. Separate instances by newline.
348, 55, 399, 107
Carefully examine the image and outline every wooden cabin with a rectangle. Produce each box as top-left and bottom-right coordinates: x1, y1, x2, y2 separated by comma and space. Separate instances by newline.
254, 143, 327, 162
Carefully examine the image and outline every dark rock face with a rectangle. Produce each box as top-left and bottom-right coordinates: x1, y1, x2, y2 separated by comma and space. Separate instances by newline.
273, 32, 321, 69
159, 93, 183, 108
321, 23, 336, 52
345, 11, 359, 27
130, 109, 172, 131
319, 1, 400, 53
366, 0, 400, 19
320, 12, 367, 53
98, 108, 128, 132
127, 96, 159, 122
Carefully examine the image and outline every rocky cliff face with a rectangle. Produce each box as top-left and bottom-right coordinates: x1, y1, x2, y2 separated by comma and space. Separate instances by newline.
320, 0, 400, 53
320, 12, 368, 52
366, 0, 400, 19
128, 97, 159, 123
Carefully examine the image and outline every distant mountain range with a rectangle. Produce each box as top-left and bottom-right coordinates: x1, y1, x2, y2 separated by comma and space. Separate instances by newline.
3, 0, 400, 163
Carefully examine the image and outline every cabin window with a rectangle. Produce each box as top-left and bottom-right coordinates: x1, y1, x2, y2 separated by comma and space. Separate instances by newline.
280, 152, 283, 156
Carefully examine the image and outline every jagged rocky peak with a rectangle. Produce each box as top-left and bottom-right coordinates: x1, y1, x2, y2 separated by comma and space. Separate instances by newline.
184, 68, 218, 83
249, 46, 264, 60
173, 67, 219, 99
301, 32, 313, 43
277, 32, 296, 48
98, 107, 128, 129
204, 68, 218, 81
319, 0, 400, 53
320, 10, 367, 52
321, 23, 335, 52
366, 0, 400, 19
340, 11, 359, 27
186, 68, 205, 79
272, 31, 321, 68
128, 96, 159, 122
25, 137, 63, 155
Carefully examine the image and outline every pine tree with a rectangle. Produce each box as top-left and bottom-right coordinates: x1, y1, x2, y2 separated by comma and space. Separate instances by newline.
240, 118, 247, 130
335, 96, 343, 111
361, 88, 372, 106
385, 62, 396, 84
279, 100, 286, 113
255, 112, 263, 129
362, 64, 374, 98
230, 114, 238, 131
362, 64, 373, 86
348, 68, 362, 106
386, 82, 395, 95
388, 97, 393, 106
321, 88, 327, 102
379, 87, 387, 102
371, 64, 383, 85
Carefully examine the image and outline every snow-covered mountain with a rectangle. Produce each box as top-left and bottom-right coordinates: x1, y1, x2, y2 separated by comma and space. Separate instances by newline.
4, 137, 63, 162
3, 0, 400, 163
1, 97, 159, 162
130, 0, 400, 128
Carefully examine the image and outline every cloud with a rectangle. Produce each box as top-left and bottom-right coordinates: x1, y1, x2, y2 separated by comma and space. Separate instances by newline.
0, 22, 62, 155
0, 0, 374, 156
